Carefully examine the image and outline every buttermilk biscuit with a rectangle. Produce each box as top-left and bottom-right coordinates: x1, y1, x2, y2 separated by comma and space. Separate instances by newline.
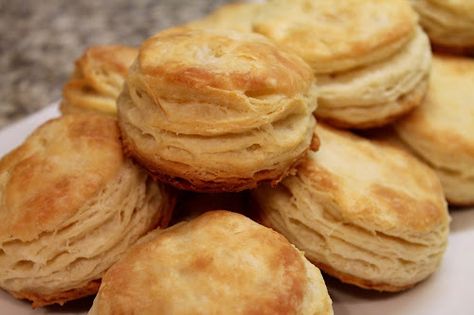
61, 45, 138, 115
253, 0, 429, 128
253, 124, 450, 292
88, 211, 333, 315
0, 114, 174, 307
253, 0, 418, 74
395, 55, 474, 206
185, 2, 262, 32
118, 28, 318, 192
412, 0, 474, 54
316, 27, 431, 128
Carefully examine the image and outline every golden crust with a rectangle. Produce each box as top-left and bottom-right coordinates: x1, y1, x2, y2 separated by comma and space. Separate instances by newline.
395, 54, 474, 205
0, 114, 123, 241
253, 0, 417, 74
0, 114, 175, 307
313, 262, 415, 292
88, 211, 333, 315
296, 125, 447, 234
61, 45, 138, 115
11, 279, 101, 308
137, 28, 314, 101
118, 28, 318, 192
253, 123, 450, 291
185, 2, 261, 32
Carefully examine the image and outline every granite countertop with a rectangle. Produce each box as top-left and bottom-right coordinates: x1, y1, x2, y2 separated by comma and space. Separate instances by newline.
0, 0, 230, 129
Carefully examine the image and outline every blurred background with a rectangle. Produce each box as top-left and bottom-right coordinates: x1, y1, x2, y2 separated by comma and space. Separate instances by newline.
0, 0, 232, 128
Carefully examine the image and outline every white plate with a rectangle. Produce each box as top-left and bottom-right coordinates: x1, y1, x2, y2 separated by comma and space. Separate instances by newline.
1, 104, 473, 315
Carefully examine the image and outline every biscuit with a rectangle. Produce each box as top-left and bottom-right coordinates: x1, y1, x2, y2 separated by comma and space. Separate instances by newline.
252, 123, 450, 291
0, 114, 174, 307
61, 45, 138, 115
253, 0, 417, 74
395, 54, 474, 206
88, 211, 333, 315
118, 28, 318, 192
252, 0, 428, 129
185, 2, 261, 32
411, 0, 474, 54
316, 27, 431, 128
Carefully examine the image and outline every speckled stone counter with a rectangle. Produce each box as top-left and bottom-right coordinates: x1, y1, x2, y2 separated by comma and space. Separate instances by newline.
0, 0, 231, 128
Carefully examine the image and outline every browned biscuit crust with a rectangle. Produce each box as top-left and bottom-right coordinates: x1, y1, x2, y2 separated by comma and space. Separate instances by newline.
315, 263, 414, 293
11, 279, 101, 308
253, 0, 418, 74
0, 114, 176, 307
88, 211, 334, 315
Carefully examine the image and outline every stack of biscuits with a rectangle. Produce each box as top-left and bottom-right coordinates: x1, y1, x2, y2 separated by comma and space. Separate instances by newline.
1, 0, 472, 314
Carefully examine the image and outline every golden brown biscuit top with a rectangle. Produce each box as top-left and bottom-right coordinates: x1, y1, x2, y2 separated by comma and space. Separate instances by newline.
253, 0, 417, 73
136, 28, 314, 97
428, 0, 474, 18
395, 54, 474, 169
93, 211, 309, 315
300, 124, 448, 236
0, 114, 124, 241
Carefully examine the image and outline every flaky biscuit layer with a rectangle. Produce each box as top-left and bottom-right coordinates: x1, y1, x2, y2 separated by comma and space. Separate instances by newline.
253, 124, 449, 291
316, 27, 431, 128
118, 28, 318, 192
0, 115, 174, 307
